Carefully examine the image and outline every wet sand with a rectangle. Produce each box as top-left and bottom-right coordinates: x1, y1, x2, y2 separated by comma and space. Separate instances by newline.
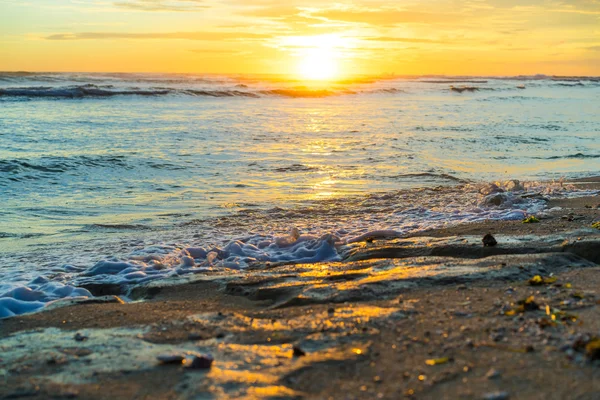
1, 178, 599, 399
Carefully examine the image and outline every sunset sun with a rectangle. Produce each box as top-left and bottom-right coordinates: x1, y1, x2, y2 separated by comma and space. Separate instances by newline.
299, 48, 338, 81
280, 34, 348, 81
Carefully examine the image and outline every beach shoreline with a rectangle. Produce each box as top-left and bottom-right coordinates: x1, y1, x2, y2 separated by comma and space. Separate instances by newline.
1, 177, 599, 399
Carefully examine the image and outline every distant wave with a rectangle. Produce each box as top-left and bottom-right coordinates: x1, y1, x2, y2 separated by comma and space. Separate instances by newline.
423, 80, 489, 84
0, 84, 411, 100
272, 164, 319, 173
534, 153, 600, 160
448, 86, 497, 93
0, 85, 268, 99
388, 172, 468, 183
0, 154, 184, 179
88, 224, 154, 231
0, 155, 130, 175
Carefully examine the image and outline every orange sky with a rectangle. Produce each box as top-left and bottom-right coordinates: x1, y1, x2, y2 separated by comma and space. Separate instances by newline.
1, 0, 599, 77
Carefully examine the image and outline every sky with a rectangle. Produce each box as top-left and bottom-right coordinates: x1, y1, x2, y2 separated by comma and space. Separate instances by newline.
1, 0, 599, 77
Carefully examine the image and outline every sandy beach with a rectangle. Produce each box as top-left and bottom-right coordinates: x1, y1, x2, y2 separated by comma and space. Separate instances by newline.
1, 177, 599, 399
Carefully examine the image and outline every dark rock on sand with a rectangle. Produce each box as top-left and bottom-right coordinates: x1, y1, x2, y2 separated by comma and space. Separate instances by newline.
187, 354, 214, 370
482, 234, 498, 247
157, 353, 186, 365
293, 345, 306, 357
74, 333, 88, 342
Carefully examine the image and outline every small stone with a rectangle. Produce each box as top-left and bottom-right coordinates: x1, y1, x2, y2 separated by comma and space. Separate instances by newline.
187, 354, 214, 369
485, 368, 501, 379
454, 311, 472, 318
293, 345, 306, 357
483, 392, 510, 400
74, 333, 88, 342
482, 234, 498, 247
490, 332, 504, 342
157, 353, 186, 365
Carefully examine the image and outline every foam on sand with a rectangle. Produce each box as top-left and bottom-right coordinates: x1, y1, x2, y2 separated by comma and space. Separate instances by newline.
1, 179, 597, 319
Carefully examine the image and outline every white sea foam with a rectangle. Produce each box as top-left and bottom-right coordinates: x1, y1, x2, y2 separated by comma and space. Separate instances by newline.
1, 179, 596, 319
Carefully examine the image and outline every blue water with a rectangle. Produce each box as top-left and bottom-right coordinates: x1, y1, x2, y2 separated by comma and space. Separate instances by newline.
0, 72, 599, 317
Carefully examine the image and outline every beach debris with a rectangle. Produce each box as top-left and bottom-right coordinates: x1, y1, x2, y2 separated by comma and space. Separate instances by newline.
592, 222, 600, 230
505, 296, 539, 316
157, 353, 186, 365
482, 234, 497, 247
187, 353, 214, 370
292, 345, 306, 357
528, 275, 557, 286
483, 391, 510, 400
73, 332, 88, 342
425, 357, 451, 366
585, 339, 600, 361
485, 368, 502, 379
522, 216, 540, 224
518, 296, 540, 311
561, 214, 585, 221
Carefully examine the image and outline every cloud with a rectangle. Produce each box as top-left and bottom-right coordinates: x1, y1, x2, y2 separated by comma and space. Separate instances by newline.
45, 31, 272, 41
113, 0, 207, 12
240, 6, 302, 18
587, 45, 600, 51
364, 36, 449, 44
311, 9, 462, 26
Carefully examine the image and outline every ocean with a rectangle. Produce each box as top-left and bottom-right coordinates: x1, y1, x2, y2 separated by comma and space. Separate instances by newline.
1, 72, 599, 317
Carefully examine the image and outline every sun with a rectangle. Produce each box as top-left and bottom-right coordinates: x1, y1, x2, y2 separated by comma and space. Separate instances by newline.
299, 48, 338, 81
280, 34, 349, 82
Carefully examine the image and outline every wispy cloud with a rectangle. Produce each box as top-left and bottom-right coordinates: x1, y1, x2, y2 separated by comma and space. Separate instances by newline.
311, 9, 463, 26
113, 0, 207, 12
364, 37, 449, 44
45, 31, 271, 41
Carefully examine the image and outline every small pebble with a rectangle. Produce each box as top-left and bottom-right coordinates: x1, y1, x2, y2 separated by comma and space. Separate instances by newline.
485, 368, 501, 379
187, 354, 214, 369
482, 234, 498, 247
157, 353, 186, 365
484, 392, 509, 400
293, 346, 306, 357
74, 333, 88, 342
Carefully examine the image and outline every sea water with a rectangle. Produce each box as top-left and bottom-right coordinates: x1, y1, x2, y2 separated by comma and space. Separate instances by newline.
1, 73, 599, 317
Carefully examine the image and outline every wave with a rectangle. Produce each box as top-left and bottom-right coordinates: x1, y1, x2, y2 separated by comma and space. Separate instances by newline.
449, 86, 491, 93
534, 153, 600, 160
0, 155, 130, 175
0, 85, 263, 99
272, 164, 319, 173
387, 172, 468, 183
423, 80, 489, 84
0, 154, 185, 179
